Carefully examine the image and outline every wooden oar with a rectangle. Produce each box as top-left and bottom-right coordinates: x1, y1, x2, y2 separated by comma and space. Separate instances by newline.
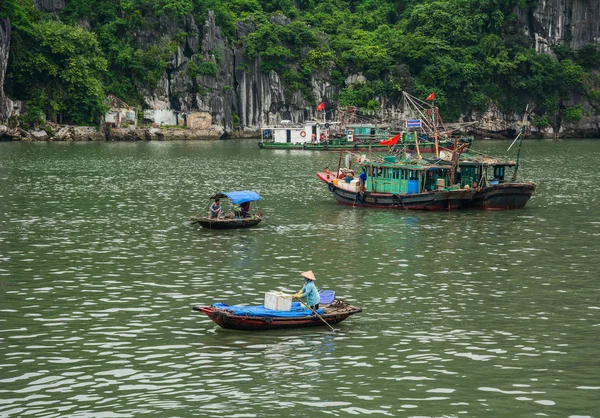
294, 297, 337, 332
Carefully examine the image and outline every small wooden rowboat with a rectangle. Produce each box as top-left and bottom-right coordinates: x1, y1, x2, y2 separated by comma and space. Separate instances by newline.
193, 299, 362, 331
190, 190, 264, 229
190, 214, 263, 229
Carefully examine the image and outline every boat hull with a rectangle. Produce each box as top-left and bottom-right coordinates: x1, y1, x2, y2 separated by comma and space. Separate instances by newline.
259, 141, 390, 151
191, 216, 263, 229
259, 141, 467, 152
471, 182, 537, 210
193, 300, 362, 331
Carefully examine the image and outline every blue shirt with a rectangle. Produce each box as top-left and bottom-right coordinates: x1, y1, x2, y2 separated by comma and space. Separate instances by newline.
210, 202, 221, 217
300, 281, 320, 307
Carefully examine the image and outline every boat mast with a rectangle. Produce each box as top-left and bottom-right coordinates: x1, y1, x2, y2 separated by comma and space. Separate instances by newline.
432, 101, 439, 158
509, 105, 529, 181
450, 136, 458, 185
512, 125, 525, 181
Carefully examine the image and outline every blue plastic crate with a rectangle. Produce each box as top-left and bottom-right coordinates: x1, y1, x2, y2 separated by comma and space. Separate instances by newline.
319, 290, 335, 304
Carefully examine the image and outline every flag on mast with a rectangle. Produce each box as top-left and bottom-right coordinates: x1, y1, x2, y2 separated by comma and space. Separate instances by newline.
425, 92, 435, 101
379, 133, 401, 146
316, 102, 325, 111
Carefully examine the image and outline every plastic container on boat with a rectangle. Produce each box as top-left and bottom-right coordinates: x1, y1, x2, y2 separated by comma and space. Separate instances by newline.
489, 179, 499, 185
319, 290, 335, 304
264, 291, 292, 311
436, 178, 445, 190
407, 179, 419, 194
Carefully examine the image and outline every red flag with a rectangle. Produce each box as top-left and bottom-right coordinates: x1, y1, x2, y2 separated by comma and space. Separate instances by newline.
425, 92, 435, 101
379, 133, 401, 146
316, 102, 325, 111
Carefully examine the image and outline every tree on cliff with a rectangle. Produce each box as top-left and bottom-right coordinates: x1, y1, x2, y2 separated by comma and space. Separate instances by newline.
2, 2, 107, 125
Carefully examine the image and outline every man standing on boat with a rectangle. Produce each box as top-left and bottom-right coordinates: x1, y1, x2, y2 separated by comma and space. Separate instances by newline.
293, 270, 321, 311
359, 171, 367, 192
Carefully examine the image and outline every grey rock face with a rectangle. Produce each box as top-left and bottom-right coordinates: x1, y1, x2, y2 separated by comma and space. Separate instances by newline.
0, 18, 12, 124
33, 0, 65, 13
519, 0, 600, 53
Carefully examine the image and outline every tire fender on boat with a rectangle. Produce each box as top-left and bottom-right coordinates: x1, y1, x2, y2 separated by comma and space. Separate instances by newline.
328, 182, 336, 193
353, 143, 359, 151
323, 142, 329, 150
392, 194, 401, 205
356, 192, 365, 203
300, 130, 306, 137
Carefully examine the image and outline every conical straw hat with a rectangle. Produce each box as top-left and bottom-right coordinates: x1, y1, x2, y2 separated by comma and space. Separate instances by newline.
301, 270, 316, 281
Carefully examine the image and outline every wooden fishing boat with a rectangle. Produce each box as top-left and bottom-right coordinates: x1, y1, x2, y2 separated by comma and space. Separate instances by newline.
190, 215, 263, 229
193, 299, 362, 330
317, 143, 536, 211
190, 190, 264, 229
258, 119, 471, 152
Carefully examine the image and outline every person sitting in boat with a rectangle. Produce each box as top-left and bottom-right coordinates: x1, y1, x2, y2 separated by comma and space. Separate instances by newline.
239, 201, 251, 218
209, 198, 222, 218
293, 270, 320, 311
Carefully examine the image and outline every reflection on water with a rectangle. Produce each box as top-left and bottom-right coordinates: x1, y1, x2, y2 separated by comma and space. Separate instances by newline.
0, 140, 599, 417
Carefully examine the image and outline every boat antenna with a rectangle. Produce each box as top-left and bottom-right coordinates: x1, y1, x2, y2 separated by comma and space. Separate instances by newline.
510, 105, 529, 181
508, 104, 529, 152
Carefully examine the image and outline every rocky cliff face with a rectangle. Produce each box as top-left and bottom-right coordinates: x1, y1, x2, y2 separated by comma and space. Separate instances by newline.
3, 2, 598, 140
147, 11, 327, 137
0, 18, 12, 126
518, 0, 600, 54
144, 4, 600, 139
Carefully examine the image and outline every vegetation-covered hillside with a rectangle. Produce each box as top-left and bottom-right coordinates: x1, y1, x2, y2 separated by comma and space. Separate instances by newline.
1, 0, 599, 128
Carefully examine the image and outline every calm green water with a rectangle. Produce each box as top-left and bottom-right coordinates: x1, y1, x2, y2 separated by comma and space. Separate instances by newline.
0, 139, 599, 417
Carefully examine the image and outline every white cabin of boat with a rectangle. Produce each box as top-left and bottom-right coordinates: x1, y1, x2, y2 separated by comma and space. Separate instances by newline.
261, 120, 342, 144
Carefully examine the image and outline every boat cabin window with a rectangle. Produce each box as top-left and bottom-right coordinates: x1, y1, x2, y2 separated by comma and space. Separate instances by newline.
392, 169, 400, 179
493, 166, 506, 181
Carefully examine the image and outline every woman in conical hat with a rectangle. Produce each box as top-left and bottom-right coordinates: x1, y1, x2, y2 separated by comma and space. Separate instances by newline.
293, 270, 320, 310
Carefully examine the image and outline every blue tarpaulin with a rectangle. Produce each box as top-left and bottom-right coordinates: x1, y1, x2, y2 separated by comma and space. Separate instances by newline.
212, 302, 324, 317
218, 191, 262, 205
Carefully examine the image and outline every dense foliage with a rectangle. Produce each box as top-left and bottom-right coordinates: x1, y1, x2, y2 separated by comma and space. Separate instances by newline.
1, 0, 598, 126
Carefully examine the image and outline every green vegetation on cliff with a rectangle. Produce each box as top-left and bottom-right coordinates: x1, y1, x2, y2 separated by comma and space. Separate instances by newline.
1, 0, 598, 126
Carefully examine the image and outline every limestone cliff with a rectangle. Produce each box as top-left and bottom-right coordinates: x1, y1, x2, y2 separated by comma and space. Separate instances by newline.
142, 11, 329, 137
518, 0, 600, 54
140, 4, 600, 139
0, 18, 12, 125
3, 1, 598, 140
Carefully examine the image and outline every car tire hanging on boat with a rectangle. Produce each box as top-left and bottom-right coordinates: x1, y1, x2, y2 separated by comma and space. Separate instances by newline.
328, 182, 335, 192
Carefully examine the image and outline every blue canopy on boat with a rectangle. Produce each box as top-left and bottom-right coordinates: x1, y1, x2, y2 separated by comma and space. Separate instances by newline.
212, 191, 262, 205
212, 302, 324, 317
